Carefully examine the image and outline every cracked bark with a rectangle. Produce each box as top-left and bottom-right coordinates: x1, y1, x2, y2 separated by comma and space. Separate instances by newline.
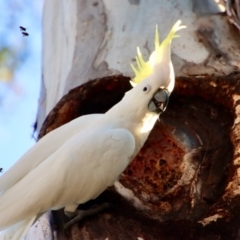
37, 73, 240, 239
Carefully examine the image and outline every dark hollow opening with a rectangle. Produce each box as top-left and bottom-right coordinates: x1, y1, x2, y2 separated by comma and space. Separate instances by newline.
40, 75, 237, 239
123, 94, 233, 221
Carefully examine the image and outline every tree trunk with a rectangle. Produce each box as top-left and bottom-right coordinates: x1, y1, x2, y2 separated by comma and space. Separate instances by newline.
31, 0, 240, 239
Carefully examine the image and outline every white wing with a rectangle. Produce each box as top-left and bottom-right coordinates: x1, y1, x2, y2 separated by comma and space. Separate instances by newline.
0, 114, 101, 193
0, 126, 135, 230
0, 217, 36, 240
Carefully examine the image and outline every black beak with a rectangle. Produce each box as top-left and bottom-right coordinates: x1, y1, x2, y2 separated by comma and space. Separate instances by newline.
148, 88, 169, 114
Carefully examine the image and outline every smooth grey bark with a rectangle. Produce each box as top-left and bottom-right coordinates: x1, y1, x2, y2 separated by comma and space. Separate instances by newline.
38, 0, 240, 131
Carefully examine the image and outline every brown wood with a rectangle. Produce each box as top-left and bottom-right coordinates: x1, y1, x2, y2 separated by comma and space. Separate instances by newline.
39, 73, 240, 239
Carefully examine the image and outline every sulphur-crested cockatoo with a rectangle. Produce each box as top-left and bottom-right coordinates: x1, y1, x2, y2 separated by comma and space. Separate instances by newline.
0, 20, 185, 239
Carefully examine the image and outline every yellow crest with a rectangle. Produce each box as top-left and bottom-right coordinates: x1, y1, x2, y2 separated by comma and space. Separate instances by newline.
130, 20, 186, 87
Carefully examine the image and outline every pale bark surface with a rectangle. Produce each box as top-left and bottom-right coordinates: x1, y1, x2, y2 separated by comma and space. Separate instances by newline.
38, 0, 240, 130
33, 0, 240, 239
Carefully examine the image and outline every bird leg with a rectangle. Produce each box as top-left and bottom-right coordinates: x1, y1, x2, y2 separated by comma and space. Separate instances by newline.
64, 202, 110, 230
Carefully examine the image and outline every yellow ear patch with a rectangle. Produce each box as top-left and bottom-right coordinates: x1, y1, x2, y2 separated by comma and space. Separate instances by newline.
130, 20, 186, 86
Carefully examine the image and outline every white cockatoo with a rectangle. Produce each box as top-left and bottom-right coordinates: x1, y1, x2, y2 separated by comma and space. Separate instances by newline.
0, 20, 185, 239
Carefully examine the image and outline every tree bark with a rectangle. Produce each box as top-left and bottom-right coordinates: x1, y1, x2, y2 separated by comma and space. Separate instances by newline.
32, 0, 240, 239
38, 0, 240, 130
36, 73, 240, 239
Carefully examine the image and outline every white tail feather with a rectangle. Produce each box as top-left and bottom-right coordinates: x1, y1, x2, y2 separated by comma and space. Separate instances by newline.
0, 216, 36, 240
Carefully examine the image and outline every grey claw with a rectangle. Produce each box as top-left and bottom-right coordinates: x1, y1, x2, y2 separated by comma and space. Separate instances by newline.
64, 202, 110, 230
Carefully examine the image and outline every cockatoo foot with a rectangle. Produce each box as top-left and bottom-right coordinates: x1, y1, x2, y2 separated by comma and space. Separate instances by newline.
64, 202, 110, 230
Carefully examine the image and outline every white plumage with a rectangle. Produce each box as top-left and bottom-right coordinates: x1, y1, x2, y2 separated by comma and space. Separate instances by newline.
0, 20, 185, 239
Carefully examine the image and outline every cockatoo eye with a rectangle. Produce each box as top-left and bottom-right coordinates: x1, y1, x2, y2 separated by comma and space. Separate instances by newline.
143, 85, 151, 93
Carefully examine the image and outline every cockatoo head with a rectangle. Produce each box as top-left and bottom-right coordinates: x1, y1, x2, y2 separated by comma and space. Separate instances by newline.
129, 20, 186, 114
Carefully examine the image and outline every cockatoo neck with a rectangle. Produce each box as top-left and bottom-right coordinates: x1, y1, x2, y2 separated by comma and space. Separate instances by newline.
139, 111, 159, 134
105, 94, 159, 155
